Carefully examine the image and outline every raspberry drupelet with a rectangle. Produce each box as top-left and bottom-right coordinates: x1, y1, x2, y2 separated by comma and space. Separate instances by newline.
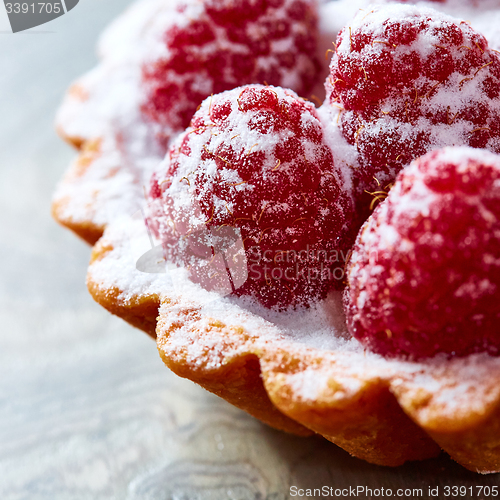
325, 4, 500, 213
141, 0, 321, 150
345, 146, 500, 359
149, 85, 354, 309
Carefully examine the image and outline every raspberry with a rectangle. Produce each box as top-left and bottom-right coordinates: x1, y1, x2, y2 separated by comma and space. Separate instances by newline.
325, 5, 500, 212
141, 0, 321, 150
345, 147, 500, 359
149, 85, 354, 309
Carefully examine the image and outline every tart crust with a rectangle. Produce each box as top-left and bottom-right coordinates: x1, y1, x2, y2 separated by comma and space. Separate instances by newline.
52, 140, 107, 245
155, 298, 441, 466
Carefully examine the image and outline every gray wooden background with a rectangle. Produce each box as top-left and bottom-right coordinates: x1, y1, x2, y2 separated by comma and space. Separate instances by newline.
0, 1, 499, 498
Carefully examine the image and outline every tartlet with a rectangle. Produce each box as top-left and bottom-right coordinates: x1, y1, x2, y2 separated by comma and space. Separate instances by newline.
54, 0, 500, 472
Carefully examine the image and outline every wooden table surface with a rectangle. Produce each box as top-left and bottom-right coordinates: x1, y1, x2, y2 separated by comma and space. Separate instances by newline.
0, 1, 498, 498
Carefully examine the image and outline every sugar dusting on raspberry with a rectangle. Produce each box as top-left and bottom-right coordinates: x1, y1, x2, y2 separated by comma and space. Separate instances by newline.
325, 3, 500, 213
345, 146, 500, 359
141, 0, 322, 149
148, 84, 355, 309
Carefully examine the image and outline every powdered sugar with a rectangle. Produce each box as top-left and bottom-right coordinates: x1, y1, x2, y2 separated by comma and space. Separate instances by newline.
319, 0, 500, 54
